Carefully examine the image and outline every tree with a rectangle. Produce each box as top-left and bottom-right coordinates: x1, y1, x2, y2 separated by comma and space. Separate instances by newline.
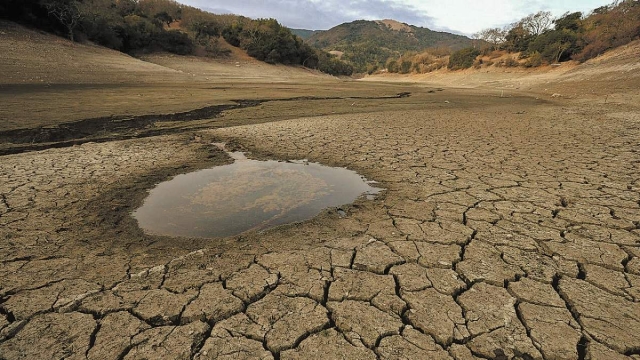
386, 59, 398, 73
573, 0, 640, 62
504, 23, 533, 52
115, 0, 138, 17
448, 47, 480, 70
474, 27, 507, 46
154, 11, 173, 26
191, 20, 220, 39
399, 60, 412, 74
41, 0, 82, 41
121, 14, 157, 51
554, 12, 582, 32
521, 11, 554, 37
529, 30, 580, 62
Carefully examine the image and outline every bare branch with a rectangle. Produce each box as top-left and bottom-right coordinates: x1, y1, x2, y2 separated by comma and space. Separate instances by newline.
41, 0, 82, 41
521, 11, 554, 37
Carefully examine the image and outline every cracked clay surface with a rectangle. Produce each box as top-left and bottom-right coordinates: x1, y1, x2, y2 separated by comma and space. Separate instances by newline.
1, 92, 640, 360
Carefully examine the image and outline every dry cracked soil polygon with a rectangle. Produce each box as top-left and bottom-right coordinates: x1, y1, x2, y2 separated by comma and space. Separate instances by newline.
1, 88, 640, 359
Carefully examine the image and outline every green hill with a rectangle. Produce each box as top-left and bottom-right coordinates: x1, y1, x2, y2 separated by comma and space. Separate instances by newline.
290, 29, 323, 40
307, 19, 475, 72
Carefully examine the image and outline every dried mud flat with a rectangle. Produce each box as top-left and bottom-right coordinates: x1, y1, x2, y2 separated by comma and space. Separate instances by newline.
0, 90, 640, 359
1, 83, 640, 360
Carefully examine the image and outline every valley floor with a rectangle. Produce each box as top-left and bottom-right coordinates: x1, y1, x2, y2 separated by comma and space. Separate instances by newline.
1, 22, 640, 360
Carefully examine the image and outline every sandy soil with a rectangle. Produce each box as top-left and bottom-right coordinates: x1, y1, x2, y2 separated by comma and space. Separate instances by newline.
1, 22, 640, 360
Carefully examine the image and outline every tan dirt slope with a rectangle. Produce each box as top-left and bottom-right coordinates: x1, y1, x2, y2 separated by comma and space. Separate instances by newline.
0, 21, 186, 84
0, 20, 328, 85
366, 40, 640, 105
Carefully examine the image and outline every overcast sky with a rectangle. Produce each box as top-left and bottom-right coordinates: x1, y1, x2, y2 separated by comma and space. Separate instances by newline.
176, 0, 614, 35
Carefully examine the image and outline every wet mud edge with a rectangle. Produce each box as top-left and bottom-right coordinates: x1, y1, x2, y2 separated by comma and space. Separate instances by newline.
0, 93, 411, 156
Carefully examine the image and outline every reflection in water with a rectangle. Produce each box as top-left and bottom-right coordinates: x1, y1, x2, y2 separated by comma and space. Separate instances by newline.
133, 152, 382, 238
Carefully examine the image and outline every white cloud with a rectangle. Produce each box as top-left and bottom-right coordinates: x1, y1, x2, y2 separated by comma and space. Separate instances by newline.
176, 0, 614, 34
406, 0, 613, 34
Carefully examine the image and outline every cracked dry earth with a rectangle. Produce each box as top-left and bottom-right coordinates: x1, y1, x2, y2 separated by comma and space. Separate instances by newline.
1, 93, 640, 360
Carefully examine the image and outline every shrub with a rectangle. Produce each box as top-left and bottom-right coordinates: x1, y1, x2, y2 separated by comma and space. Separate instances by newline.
221, 24, 242, 47
495, 57, 519, 67
191, 20, 220, 39
121, 14, 158, 52
203, 37, 231, 57
425, 46, 451, 57
317, 53, 353, 76
154, 11, 173, 27
386, 59, 399, 73
523, 52, 543, 67
573, 0, 640, 62
448, 47, 480, 70
503, 56, 519, 67
151, 30, 194, 55
573, 40, 607, 62
399, 60, 412, 74
413, 53, 435, 65
528, 29, 581, 63
79, 17, 123, 50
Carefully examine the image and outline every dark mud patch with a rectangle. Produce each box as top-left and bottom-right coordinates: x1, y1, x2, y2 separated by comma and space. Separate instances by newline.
78, 139, 234, 253
77, 137, 376, 257
0, 100, 261, 151
0, 93, 412, 156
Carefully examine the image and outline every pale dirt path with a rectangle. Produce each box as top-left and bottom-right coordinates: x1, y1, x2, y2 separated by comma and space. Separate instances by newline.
1, 90, 639, 359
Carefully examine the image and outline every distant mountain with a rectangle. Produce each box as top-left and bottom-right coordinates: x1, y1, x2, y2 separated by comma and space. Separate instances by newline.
290, 29, 323, 40
307, 19, 475, 72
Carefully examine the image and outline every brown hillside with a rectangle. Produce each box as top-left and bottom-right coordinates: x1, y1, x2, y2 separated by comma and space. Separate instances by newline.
0, 21, 188, 85
0, 21, 331, 86
365, 40, 640, 105
0, 20, 338, 131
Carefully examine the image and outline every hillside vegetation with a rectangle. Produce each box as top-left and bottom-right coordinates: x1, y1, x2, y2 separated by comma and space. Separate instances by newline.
475, 0, 640, 64
290, 29, 321, 40
307, 19, 475, 73
379, 0, 640, 75
0, 0, 353, 76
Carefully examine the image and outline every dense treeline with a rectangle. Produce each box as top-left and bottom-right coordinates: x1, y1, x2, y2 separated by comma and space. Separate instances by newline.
220, 18, 352, 75
1, 0, 195, 54
474, 0, 640, 65
0, 0, 353, 76
381, 0, 640, 74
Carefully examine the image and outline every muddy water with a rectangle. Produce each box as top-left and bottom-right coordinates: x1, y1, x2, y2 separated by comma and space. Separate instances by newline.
133, 152, 381, 238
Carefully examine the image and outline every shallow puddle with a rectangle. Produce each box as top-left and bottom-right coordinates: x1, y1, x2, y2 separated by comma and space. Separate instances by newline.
133, 152, 381, 238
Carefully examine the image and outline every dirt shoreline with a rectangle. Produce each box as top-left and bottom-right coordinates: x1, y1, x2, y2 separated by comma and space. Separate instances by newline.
0, 92, 413, 156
